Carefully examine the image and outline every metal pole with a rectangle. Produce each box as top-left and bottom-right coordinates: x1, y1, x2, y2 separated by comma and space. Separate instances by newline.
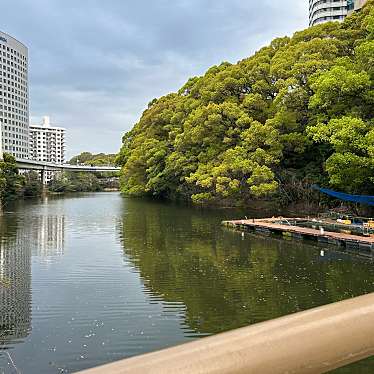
76, 293, 374, 374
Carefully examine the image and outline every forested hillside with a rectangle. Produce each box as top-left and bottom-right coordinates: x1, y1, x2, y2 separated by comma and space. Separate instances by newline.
117, 2, 374, 207
69, 152, 116, 166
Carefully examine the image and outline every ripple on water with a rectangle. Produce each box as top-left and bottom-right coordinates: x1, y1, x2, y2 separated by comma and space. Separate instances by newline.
0, 193, 373, 374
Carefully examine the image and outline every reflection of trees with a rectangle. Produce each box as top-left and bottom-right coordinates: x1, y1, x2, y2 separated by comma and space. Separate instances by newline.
0, 212, 32, 345
120, 199, 374, 335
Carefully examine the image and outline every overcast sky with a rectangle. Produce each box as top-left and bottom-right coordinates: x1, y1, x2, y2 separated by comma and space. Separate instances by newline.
2, 0, 308, 158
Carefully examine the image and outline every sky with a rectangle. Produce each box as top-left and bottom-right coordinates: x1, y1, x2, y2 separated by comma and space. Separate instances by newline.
1, 0, 308, 158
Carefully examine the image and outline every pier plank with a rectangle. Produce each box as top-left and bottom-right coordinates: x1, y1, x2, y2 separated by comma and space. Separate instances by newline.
223, 219, 374, 249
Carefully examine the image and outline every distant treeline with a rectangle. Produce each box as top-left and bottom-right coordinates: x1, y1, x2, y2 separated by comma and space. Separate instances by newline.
0, 154, 42, 203
0, 152, 120, 205
69, 152, 117, 166
117, 2, 374, 207
49, 152, 119, 193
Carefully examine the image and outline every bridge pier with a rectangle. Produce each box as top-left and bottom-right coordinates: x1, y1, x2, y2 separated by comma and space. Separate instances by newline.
41, 167, 47, 185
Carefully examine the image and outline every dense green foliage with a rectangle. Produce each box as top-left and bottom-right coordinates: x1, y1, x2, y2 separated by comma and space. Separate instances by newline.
0, 154, 24, 200
69, 152, 116, 166
23, 171, 43, 197
49, 171, 103, 193
117, 2, 374, 206
0, 154, 43, 203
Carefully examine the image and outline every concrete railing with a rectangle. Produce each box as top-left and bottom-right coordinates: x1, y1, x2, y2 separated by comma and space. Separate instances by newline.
77, 293, 374, 374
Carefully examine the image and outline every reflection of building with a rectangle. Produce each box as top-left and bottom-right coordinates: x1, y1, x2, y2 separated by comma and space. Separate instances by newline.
309, 0, 368, 26
30, 116, 66, 183
0, 211, 65, 345
0, 236, 32, 343
0, 31, 29, 159
32, 215, 65, 258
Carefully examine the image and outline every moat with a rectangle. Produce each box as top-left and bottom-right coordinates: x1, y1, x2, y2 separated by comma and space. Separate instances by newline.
0, 193, 373, 373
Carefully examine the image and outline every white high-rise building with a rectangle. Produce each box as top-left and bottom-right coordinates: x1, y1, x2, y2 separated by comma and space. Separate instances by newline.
309, 0, 368, 26
30, 116, 66, 182
0, 31, 29, 159
309, 0, 348, 26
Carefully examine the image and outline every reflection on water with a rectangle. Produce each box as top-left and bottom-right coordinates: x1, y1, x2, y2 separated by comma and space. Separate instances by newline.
0, 193, 372, 373
0, 216, 31, 347
120, 199, 374, 335
31, 215, 65, 260
0, 203, 65, 353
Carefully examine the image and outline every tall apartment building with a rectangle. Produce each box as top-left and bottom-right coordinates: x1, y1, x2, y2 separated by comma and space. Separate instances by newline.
309, 0, 348, 26
0, 31, 29, 159
30, 116, 66, 182
309, 0, 368, 26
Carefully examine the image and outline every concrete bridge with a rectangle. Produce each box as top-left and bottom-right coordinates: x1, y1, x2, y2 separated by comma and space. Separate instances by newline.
0, 124, 120, 183
14, 159, 120, 184
15, 158, 120, 173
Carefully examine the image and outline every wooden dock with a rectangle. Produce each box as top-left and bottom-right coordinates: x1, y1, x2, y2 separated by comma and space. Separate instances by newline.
222, 218, 374, 253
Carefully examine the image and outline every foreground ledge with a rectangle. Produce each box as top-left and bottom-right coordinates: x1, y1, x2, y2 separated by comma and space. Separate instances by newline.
76, 293, 374, 374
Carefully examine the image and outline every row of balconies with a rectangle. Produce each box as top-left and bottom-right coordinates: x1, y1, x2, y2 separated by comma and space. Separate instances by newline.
310, 9, 347, 25
309, 0, 347, 13
311, 7, 347, 21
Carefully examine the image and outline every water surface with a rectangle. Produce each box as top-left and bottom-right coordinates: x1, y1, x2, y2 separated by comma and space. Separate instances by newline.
0, 193, 373, 373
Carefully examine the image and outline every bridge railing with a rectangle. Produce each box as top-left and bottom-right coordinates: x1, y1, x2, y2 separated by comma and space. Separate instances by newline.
76, 293, 374, 374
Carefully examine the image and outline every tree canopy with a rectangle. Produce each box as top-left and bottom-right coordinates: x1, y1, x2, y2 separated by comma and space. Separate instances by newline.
117, 2, 374, 206
0, 154, 43, 203
69, 152, 116, 166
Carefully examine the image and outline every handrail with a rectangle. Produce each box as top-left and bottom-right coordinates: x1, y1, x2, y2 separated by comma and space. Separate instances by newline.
76, 293, 374, 374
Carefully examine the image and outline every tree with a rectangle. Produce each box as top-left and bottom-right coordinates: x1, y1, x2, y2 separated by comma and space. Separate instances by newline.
308, 117, 374, 192
49, 172, 102, 193
0, 153, 24, 201
23, 171, 43, 197
69, 152, 116, 166
117, 1, 374, 206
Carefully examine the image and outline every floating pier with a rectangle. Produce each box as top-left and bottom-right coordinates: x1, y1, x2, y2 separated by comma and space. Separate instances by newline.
222, 218, 374, 254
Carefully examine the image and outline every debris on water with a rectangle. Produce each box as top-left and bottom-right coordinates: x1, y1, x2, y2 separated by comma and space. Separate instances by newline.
0, 277, 12, 289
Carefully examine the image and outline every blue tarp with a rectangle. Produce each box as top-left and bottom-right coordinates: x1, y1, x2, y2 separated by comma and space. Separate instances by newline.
314, 186, 374, 206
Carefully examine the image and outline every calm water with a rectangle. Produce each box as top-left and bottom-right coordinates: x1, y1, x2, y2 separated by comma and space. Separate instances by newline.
0, 193, 373, 373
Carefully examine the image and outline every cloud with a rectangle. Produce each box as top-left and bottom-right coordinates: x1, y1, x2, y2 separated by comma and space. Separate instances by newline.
2, 0, 308, 157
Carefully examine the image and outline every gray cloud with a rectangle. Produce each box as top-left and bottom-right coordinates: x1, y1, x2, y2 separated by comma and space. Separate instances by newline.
1, 0, 307, 157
